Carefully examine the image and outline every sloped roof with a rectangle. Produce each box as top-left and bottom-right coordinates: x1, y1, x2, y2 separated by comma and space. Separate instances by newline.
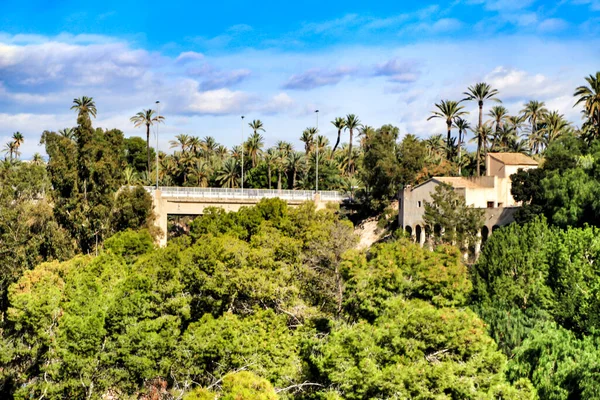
488, 152, 538, 166
433, 177, 485, 189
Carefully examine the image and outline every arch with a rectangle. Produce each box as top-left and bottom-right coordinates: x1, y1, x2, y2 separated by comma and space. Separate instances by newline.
415, 225, 423, 245
405, 225, 413, 238
481, 226, 489, 243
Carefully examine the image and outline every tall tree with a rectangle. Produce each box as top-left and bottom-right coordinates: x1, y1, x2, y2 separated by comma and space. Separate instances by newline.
217, 158, 239, 188
574, 71, 600, 139
169, 134, 192, 153
248, 119, 265, 135
521, 100, 549, 147
330, 117, 346, 156
300, 128, 316, 155
345, 114, 361, 174
246, 132, 264, 167
463, 83, 501, 176
487, 105, 509, 150
427, 100, 468, 159
130, 109, 165, 174
70, 96, 97, 118
453, 118, 470, 176
11, 132, 24, 159
287, 151, 305, 189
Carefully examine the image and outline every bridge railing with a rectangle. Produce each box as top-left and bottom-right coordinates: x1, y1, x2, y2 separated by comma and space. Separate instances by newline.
144, 186, 349, 202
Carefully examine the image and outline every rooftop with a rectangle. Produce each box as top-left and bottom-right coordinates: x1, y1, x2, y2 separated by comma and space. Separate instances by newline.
433, 177, 489, 189
488, 152, 538, 166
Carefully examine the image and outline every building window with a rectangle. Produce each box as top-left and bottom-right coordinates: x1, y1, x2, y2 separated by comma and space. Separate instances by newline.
487, 201, 495, 208
417, 201, 422, 208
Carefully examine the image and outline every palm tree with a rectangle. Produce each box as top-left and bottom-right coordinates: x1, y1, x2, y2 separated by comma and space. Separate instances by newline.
358, 125, 376, 149
11, 132, 24, 160
453, 118, 470, 176
345, 114, 361, 174
169, 134, 193, 153
470, 124, 493, 168
31, 153, 45, 166
300, 128, 316, 155
217, 158, 239, 188
463, 82, 501, 175
70, 96, 97, 118
124, 167, 139, 186
248, 119, 265, 135
424, 134, 446, 163
246, 132, 264, 167
215, 145, 229, 160
200, 136, 219, 160
574, 72, 600, 139
59, 127, 76, 141
487, 105, 509, 150
263, 149, 277, 189
287, 151, 305, 189
2, 141, 17, 162
189, 136, 202, 155
193, 159, 211, 188
521, 100, 549, 142
330, 117, 346, 156
540, 111, 571, 147
427, 100, 468, 159
130, 109, 165, 174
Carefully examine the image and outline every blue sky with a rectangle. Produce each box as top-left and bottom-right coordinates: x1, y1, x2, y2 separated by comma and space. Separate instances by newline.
0, 0, 599, 157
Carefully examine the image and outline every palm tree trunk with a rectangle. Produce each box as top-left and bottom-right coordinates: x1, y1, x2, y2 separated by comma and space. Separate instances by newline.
332, 129, 341, 158
348, 129, 353, 174
278, 170, 282, 191
477, 103, 483, 176
146, 124, 151, 174
292, 169, 297, 188
446, 121, 452, 159
268, 166, 272, 189
458, 129, 462, 176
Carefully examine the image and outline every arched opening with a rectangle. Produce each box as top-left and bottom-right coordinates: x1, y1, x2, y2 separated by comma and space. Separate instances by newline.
415, 225, 423, 245
405, 225, 413, 238
482, 226, 489, 243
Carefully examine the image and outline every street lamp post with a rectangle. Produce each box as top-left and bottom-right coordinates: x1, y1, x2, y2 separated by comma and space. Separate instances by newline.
241, 115, 245, 194
315, 109, 319, 192
155, 101, 160, 189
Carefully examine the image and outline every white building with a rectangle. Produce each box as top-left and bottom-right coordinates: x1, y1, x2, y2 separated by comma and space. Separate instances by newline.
398, 153, 538, 246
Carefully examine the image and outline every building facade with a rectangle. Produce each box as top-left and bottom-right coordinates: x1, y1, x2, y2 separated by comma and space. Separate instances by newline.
398, 153, 538, 247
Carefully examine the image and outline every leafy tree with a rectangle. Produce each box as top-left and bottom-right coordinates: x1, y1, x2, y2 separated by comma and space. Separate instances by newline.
360, 124, 400, 211
124, 136, 156, 175
308, 297, 534, 400
423, 183, 484, 252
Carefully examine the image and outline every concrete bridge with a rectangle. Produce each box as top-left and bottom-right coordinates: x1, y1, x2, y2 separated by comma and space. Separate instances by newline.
146, 187, 349, 246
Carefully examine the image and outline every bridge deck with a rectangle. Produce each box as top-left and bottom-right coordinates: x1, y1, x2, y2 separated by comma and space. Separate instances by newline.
145, 187, 348, 202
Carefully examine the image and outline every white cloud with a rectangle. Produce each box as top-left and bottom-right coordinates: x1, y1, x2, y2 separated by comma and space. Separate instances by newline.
538, 18, 569, 32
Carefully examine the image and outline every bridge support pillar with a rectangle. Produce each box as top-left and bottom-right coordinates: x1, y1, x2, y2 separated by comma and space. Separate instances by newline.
314, 192, 326, 210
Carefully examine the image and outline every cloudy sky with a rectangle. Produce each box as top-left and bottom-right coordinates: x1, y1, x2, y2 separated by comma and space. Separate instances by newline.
0, 0, 599, 158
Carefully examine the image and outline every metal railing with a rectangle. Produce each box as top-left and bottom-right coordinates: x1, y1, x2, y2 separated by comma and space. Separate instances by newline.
144, 186, 349, 202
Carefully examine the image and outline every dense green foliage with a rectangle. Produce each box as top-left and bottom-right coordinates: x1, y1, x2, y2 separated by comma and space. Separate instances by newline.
0, 199, 532, 399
